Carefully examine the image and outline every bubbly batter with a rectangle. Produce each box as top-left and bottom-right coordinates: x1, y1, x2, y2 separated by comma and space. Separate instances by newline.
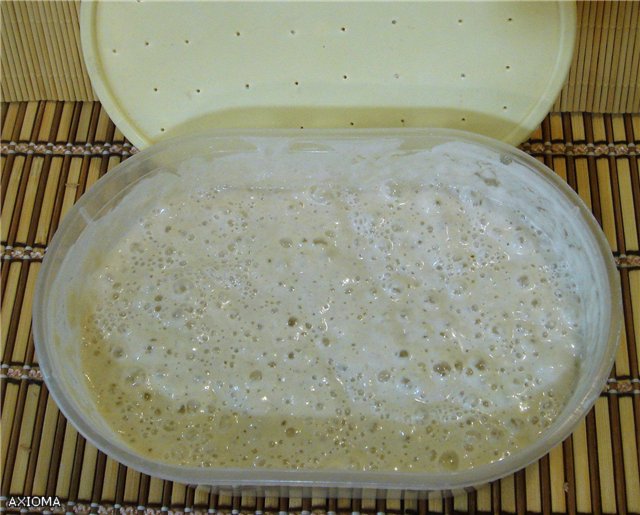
58, 140, 583, 472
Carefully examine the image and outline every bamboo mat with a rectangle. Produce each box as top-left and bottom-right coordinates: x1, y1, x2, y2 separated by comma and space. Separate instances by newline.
1, 1, 640, 114
1, 102, 639, 515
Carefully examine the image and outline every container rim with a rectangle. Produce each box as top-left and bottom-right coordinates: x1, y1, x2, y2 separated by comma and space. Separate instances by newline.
33, 127, 622, 491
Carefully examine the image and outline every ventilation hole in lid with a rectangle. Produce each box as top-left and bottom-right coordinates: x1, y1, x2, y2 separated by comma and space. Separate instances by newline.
153, 87, 158, 92
184, 39, 190, 44
294, 81, 299, 86
507, 17, 513, 22
502, 105, 508, 110
460, 73, 466, 79
349, 122, 355, 126
343, 74, 348, 80
393, 73, 400, 79
300, 126, 304, 129
144, 41, 150, 46
391, 19, 397, 24
160, 128, 165, 132
341, 26, 346, 32
290, 29, 296, 35
505, 65, 511, 70
196, 89, 201, 93
235, 31, 241, 36
400, 118, 405, 124
112, 49, 117, 53
245, 84, 250, 89
461, 117, 467, 122
458, 19, 463, 24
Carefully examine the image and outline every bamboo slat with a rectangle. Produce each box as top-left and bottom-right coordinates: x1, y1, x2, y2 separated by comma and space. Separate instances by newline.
1, 102, 640, 514
0, 2, 639, 113
31, 394, 60, 497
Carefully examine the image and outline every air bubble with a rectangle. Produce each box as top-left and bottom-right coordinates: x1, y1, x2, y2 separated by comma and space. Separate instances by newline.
377, 370, 391, 382
438, 450, 459, 470
433, 362, 451, 376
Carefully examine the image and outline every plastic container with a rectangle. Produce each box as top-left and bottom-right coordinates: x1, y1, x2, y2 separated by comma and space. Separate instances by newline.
81, 1, 576, 148
33, 128, 621, 491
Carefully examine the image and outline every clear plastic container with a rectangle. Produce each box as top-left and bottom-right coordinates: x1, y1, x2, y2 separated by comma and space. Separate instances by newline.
33, 129, 621, 492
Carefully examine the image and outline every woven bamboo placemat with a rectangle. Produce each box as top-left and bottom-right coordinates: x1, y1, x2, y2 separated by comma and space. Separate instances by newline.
1, 102, 639, 515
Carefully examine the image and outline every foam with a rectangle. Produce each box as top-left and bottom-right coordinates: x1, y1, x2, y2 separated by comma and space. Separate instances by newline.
55, 140, 586, 471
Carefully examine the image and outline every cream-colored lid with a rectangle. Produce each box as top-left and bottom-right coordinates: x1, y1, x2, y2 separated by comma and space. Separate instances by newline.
81, 1, 575, 149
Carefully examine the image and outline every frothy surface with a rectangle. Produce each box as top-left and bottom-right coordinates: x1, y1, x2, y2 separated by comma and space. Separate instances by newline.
60, 141, 582, 472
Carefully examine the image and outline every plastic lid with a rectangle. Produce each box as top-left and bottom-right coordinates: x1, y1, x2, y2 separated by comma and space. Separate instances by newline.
81, 1, 576, 149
